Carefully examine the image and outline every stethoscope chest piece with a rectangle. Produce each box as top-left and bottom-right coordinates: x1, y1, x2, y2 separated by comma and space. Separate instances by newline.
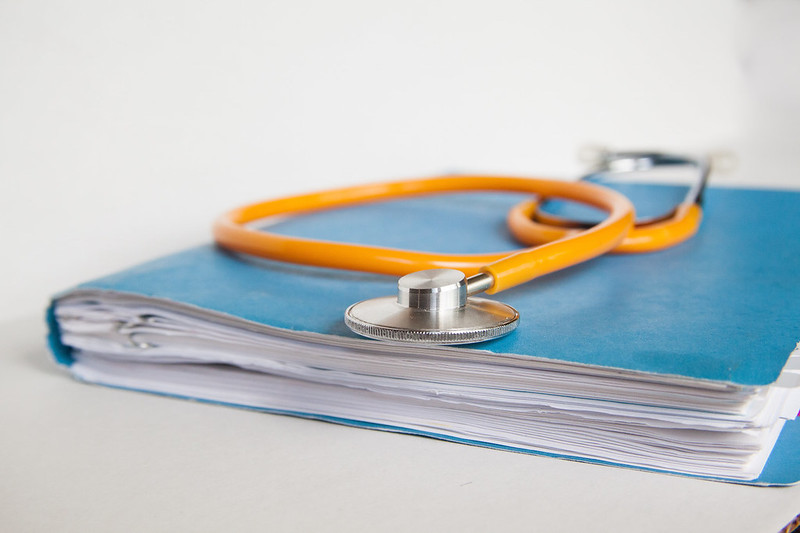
344, 269, 519, 345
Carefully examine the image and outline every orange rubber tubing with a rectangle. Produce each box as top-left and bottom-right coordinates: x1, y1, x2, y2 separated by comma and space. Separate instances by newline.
510, 197, 703, 253
213, 176, 635, 294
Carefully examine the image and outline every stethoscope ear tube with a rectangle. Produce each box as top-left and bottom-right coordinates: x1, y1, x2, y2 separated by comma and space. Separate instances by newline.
479, 179, 634, 293
521, 151, 710, 254
510, 198, 703, 254
213, 175, 636, 294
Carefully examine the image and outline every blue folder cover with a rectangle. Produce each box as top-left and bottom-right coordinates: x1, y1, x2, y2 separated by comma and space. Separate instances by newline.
47, 184, 800, 485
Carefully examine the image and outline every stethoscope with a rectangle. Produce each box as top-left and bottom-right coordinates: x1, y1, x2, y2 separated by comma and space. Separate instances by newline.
214, 151, 709, 345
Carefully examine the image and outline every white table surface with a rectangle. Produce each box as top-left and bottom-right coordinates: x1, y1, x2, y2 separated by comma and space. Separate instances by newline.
1, 315, 799, 532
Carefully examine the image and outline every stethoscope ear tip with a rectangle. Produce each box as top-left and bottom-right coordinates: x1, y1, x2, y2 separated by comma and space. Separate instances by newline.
344, 269, 519, 345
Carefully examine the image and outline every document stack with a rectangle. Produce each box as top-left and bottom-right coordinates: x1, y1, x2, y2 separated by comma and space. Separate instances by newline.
47, 185, 800, 485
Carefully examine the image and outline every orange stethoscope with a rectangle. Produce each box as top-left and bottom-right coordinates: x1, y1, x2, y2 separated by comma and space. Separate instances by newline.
214, 151, 709, 345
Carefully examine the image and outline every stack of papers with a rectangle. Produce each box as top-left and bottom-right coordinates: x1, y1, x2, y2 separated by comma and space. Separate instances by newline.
47, 186, 800, 484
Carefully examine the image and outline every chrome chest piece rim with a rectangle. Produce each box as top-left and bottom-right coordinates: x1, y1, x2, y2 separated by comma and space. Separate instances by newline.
344, 269, 519, 345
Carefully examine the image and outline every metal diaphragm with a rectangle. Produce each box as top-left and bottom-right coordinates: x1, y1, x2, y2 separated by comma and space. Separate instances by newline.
344, 269, 519, 345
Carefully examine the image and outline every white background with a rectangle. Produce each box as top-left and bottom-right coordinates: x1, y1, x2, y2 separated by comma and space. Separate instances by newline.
1, 1, 800, 531
2, 0, 800, 322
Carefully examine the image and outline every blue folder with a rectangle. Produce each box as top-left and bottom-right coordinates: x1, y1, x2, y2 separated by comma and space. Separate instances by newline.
47, 184, 800, 485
